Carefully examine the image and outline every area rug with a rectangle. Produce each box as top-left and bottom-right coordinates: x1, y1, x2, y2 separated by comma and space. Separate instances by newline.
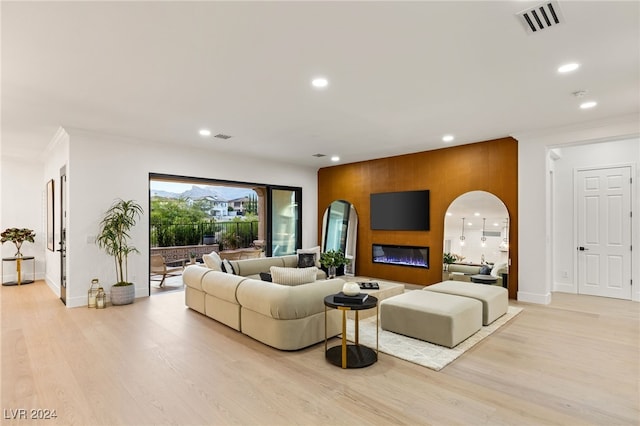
344, 306, 522, 371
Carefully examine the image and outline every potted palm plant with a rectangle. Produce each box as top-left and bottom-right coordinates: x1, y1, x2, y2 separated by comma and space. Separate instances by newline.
320, 249, 351, 279
96, 199, 143, 305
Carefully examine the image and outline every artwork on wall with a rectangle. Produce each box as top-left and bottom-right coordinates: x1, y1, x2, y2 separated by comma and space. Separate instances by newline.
46, 179, 54, 251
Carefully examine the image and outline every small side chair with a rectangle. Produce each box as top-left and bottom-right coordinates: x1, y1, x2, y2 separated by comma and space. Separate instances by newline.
150, 254, 184, 287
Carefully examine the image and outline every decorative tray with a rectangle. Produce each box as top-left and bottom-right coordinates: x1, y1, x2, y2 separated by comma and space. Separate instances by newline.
358, 281, 379, 290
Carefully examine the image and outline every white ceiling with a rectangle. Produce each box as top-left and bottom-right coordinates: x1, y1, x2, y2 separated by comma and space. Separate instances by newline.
2, 1, 639, 167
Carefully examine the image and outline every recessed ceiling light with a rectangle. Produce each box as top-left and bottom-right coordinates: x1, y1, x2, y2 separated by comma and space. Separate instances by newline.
474, 212, 480, 217
199, 129, 211, 137
558, 63, 580, 73
442, 134, 454, 142
446, 212, 452, 216
331, 156, 340, 162
580, 101, 597, 109
311, 77, 329, 89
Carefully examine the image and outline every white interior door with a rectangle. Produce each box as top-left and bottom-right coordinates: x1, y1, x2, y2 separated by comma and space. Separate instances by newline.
576, 166, 632, 299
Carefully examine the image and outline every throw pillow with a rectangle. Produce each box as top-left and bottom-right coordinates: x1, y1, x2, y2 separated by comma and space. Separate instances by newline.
202, 251, 223, 272
270, 266, 317, 286
297, 253, 316, 268
259, 272, 272, 282
222, 259, 236, 274
491, 262, 508, 277
296, 246, 321, 268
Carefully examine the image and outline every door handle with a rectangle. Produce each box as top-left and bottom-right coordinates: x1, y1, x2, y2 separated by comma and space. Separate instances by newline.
578, 246, 589, 251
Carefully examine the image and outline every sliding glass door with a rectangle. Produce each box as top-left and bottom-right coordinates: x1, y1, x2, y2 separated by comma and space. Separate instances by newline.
267, 186, 301, 257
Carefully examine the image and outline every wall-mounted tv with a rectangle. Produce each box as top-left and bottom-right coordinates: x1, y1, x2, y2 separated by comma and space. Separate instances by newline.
370, 190, 430, 231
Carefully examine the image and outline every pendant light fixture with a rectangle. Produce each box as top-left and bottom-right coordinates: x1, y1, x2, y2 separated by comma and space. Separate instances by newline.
459, 217, 466, 246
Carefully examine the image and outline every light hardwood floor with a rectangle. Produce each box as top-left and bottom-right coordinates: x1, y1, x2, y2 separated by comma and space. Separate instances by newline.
2, 281, 638, 425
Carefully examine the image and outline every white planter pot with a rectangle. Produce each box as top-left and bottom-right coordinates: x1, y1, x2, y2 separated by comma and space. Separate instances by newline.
110, 284, 135, 305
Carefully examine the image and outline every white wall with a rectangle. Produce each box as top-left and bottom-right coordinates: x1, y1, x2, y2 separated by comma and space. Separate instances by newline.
42, 128, 69, 295
515, 114, 640, 304
0, 155, 46, 282
551, 138, 639, 295
61, 129, 318, 307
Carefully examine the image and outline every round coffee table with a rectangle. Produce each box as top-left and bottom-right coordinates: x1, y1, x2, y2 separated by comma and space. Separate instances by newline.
324, 294, 378, 369
470, 274, 498, 285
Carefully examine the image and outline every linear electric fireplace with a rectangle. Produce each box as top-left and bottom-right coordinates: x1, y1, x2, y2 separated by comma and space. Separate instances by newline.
372, 244, 429, 269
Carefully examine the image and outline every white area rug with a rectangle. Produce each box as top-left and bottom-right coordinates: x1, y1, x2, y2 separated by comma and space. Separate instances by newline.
345, 306, 523, 371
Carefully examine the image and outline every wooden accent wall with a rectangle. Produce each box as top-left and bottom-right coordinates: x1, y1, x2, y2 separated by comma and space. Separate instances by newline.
318, 137, 518, 299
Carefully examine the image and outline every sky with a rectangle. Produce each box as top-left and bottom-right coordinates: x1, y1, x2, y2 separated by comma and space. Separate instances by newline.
150, 180, 255, 199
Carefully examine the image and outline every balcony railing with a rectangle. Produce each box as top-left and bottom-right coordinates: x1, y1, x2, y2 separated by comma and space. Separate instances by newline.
151, 221, 259, 250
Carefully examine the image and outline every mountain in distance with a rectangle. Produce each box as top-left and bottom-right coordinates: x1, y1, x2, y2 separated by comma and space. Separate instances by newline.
150, 189, 181, 198
151, 185, 255, 201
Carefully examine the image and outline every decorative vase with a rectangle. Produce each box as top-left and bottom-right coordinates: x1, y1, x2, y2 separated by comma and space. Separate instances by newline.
342, 281, 360, 296
14, 242, 23, 258
110, 284, 135, 305
328, 265, 337, 279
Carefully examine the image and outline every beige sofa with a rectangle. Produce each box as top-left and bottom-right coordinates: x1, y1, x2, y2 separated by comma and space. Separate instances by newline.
445, 263, 507, 287
183, 255, 344, 350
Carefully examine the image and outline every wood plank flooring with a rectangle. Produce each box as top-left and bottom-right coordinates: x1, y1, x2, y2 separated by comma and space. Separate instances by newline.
2, 281, 638, 425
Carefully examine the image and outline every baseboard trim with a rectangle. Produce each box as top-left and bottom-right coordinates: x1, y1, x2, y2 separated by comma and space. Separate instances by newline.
517, 291, 551, 304
553, 282, 575, 293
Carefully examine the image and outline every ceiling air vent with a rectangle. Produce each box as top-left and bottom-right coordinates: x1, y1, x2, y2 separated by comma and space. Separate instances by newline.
312, 153, 326, 158
516, 1, 565, 35
214, 133, 232, 140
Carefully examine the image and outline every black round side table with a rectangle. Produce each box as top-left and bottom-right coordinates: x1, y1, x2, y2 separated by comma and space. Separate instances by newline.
324, 294, 378, 368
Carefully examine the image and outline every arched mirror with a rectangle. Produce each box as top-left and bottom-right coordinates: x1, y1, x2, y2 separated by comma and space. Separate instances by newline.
321, 200, 358, 275
443, 191, 509, 288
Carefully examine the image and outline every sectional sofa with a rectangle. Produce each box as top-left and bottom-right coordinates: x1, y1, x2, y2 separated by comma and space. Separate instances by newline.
446, 262, 508, 287
183, 254, 345, 350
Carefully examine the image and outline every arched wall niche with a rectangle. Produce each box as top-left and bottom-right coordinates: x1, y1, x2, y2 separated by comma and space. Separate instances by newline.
444, 191, 510, 288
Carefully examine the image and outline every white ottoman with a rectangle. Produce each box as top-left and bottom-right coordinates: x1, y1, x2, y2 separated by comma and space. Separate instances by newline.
380, 291, 482, 348
424, 280, 508, 325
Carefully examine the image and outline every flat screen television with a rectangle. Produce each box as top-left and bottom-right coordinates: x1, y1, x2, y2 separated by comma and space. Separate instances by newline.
370, 190, 430, 231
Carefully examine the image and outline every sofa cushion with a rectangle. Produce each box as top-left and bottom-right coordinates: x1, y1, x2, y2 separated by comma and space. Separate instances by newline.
236, 278, 345, 320
201, 271, 247, 304
270, 266, 318, 286
259, 272, 272, 282
222, 259, 236, 274
491, 262, 508, 277
230, 256, 290, 277
297, 253, 316, 268
297, 246, 321, 268
203, 251, 223, 272
448, 264, 481, 275
183, 264, 212, 292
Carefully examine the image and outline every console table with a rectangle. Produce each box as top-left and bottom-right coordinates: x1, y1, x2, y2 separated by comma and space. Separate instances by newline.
324, 294, 378, 369
2, 256, 35, 286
